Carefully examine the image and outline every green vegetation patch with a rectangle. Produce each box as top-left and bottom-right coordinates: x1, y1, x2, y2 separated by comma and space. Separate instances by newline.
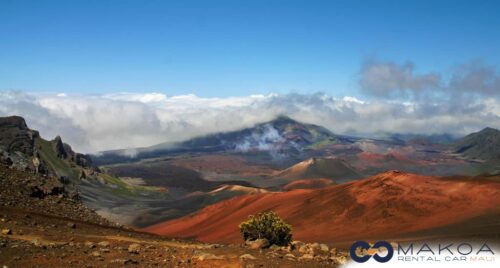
35, 137, 80, 181
308, 138, 338, 150
97, 173, 169, 199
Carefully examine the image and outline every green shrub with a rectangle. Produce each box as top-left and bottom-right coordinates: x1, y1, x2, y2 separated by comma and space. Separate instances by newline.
238, 211, 292, 246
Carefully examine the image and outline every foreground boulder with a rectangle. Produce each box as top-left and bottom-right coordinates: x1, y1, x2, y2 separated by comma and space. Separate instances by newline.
128, 243, 141, 254
193, 251, 224, 261
245, 238, 270, 249
239, 254, 257, 260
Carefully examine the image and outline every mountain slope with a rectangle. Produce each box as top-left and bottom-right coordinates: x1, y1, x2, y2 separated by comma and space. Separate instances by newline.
454, 127, 500, 161
0, 116, 92, 187
129, 184, 269, 228
142, 171, 500, 244
2, 162, 334, 268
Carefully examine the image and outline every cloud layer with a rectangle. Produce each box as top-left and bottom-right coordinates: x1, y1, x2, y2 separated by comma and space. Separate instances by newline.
1, 89, 499, 153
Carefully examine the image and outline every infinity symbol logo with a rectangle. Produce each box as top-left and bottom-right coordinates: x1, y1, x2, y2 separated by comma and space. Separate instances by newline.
350, 241, 394, 263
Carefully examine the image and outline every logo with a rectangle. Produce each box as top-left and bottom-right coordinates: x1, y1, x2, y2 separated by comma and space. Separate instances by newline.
350, 240, 394, 263
350, 241, 497, 265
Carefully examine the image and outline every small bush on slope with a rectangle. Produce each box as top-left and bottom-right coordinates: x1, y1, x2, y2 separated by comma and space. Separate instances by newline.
239, 211, 292, 246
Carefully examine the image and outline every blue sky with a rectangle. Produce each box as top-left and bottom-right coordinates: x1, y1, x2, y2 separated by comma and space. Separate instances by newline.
1, 0, 499, 97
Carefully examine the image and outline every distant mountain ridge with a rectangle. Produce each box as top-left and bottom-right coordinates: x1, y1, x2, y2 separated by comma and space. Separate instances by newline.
454, 127, 500, 161
388, 133, 457, 145
93, 116, 500, 170
93, 116, 356, 165
178, 115, 345, 152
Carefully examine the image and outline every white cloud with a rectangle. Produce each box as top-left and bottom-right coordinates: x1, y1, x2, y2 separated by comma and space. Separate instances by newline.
0, 90, 499, 154
359, 59, 441, 98
342, 96, 365, 104
449, 60, 500, 97
103, 92, 168, 103
359, 59, 500, 100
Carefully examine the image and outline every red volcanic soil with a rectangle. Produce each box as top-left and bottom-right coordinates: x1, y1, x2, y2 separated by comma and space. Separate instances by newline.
283, 178, 334, 191
141, 171, 500, 244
